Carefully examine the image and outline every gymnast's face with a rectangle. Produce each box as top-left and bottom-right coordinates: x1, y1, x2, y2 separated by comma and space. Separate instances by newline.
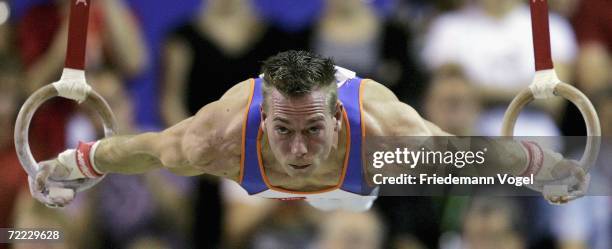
261, 88, 342, 177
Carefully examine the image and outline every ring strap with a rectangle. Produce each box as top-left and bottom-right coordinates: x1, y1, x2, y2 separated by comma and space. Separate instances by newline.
529, 0, 554, 71
65, 0, 91, 70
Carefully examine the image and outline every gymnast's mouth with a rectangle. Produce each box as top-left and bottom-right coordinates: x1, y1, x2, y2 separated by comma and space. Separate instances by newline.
289, 164, 312, 170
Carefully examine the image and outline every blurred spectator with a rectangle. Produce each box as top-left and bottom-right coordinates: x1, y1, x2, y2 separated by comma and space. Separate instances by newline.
251, 0, 323, 33
313, 0, 426, 104
390, 0, 468, 43
421, 0, 577, 136
220, 180, 278, 248
161, 0, 311, 126
0, 1, 14, 57
571, 0, 610, 95
18, 0, 146, 92
375, 197, 443, 249
551, 196, 612, 249
423, 65, 480, 136
247, 202, 320, 249
314, 210, 385, 249
441, 197, 526, 249
547, 0, 579, 18
560, 0, 611, 136
551, 86, 612, 249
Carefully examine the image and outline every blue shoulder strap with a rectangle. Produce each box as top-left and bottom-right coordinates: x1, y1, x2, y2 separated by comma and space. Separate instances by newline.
241, 78, 267, 194
337, 77, 371, 195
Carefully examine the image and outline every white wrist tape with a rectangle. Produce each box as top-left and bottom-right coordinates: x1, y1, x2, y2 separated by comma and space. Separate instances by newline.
520, 141, 564, 181
519, 141, 544, 177
529, 69, 561, 99
56, 141, 104, 180
52, 68, 91, 103
57, 149, 85, 180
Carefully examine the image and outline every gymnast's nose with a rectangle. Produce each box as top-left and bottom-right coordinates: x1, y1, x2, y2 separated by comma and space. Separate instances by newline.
290, 134, 308, 158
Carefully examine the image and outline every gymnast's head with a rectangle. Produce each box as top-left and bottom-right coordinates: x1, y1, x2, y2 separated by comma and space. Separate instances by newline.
260, 50, 342, 177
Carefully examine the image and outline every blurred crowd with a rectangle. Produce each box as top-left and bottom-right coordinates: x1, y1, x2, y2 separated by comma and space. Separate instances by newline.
0, 0, 610, 248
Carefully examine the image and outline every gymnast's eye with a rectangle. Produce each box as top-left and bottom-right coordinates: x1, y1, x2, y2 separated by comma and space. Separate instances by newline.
275, 126, 290, 135
307, 126, 321, 134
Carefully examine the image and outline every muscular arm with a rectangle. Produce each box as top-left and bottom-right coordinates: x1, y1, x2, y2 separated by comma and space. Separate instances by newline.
94, 134, 163, 174
93, 118, 192, 175
32, 80, 250, 208
90, 80, 251, 178
363, 80, 588, 204
361, 80, 528, 176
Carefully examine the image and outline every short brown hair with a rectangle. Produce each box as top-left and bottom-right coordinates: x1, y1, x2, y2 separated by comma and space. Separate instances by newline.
261, 50, 337, 112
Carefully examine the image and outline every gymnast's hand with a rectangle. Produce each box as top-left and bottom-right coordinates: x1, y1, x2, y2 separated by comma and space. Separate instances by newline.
522, 141, 590, 205
29, 144, 102, 208
539, 158, 590, 205
29, 158, 78, 208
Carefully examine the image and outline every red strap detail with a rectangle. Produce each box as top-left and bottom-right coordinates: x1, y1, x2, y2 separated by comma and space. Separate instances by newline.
74, 151, 89, 178
64, 0, 91, 70
529, 0, 554, 71
76, 141, 103, 178
519, 141, 544, 177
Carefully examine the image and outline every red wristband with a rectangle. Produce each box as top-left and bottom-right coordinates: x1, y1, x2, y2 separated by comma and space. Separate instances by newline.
75, 141, 103, 178
519, 141, 544, 177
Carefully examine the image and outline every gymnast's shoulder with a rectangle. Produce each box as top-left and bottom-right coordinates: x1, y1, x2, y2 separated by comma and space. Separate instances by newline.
359, 79, 433, 136
186, 78, 252, 150
163, 79, 252, 178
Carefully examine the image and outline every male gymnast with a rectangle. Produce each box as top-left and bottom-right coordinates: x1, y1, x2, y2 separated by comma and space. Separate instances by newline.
30, 51, 587, 211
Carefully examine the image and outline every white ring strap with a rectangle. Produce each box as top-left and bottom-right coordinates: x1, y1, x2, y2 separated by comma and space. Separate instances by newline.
52, 68, 91, 103
529, 69, 561, 99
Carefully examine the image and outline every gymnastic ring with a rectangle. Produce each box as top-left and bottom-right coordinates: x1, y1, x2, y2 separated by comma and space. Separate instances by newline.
502, 82, 601, 172
14, 84, 117, 191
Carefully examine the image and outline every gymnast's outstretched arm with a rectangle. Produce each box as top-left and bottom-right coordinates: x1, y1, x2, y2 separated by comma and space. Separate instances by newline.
361, 79, 587, 204
361, 79, 529, 176
37, 80, 251, 186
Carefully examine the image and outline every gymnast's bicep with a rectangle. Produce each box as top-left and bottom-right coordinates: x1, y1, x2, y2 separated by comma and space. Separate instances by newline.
161, 82, 250, 178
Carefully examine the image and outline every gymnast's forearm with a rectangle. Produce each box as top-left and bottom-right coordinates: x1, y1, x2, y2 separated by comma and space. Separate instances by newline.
93, 133, 164, 175
467, 137, 529, 176
424, 136, 529, 176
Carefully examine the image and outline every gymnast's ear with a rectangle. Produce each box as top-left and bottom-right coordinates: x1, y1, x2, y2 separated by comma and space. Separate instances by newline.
260, 104, 266, 131
333, 101, 343, 131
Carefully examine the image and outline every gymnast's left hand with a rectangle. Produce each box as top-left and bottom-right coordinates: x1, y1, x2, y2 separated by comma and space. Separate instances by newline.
29, 159, 78, 208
